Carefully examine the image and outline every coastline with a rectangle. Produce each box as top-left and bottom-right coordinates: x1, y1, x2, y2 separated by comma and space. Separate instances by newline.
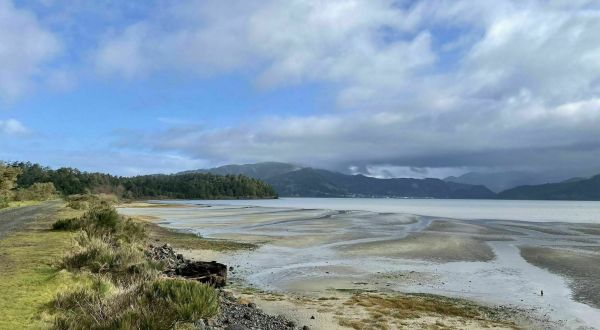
119, 201, 600, 329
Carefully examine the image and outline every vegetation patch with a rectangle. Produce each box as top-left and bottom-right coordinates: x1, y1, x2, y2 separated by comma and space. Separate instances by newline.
143, 219, 257, 251
49, 200, 221, 329
0, 205, 85, 329
53, 278, 218, 330
336, 293, 516, 330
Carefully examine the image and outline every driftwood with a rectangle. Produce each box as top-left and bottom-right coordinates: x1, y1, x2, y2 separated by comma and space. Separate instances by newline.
147, 244, 228, 287
176, 260, 228, 288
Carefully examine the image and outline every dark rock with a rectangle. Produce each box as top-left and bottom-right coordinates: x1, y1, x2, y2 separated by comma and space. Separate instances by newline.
302, 326, 310, 330
310, 315, 315, 320
208, 291, 295, 330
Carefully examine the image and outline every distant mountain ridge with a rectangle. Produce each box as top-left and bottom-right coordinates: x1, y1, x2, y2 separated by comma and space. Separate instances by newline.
180, 162, 300, 180
183, 162, 496, 199
498, 174, 600, 200
444, 171, 572, 193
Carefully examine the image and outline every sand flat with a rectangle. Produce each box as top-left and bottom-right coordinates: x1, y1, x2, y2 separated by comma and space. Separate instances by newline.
120, 201, 600, 329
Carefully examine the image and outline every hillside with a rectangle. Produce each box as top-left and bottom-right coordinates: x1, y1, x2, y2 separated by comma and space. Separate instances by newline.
181, 162, 300, 180
267, 168, 495, 198
9, 162, 277, 200
498, 174, 600, 200
189, 163, 496, 199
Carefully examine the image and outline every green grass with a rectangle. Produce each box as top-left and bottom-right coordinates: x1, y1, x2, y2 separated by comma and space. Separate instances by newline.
5, 200, 44, 209
53, 278, 218, 330
143, 220, 256, 251
0, 206, 85, 329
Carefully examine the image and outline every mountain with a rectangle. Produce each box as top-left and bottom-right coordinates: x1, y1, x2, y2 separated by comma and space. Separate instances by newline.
267, 168, 496, 198
180, 162, 300, 180
498, 174, 600, 200
444, 171, 572, 193
185, 163, 496, 199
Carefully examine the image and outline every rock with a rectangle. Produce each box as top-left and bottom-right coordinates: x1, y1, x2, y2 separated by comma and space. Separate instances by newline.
194, 320, 206, 330
225, 325, 250, 330
310, 315, 315, 320
211, 291, 295, 330
302, 326, 311, 330
286, 320, 296, 327
247, 302, 257, 309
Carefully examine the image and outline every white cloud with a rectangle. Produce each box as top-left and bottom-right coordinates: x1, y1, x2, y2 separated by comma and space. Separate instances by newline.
101, 0, 600, 174
0, 0, 61, 100
0, 119, 29, 135
94, 0, 436, 101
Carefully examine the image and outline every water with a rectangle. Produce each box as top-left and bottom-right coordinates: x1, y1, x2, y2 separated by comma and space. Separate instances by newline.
159, 197, 600, 223
123, 198, 600, 328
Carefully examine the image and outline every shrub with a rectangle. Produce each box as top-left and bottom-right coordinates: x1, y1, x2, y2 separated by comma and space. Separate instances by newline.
82, 207, 121, 236
14, 182, 58, 201
142, 278, 219, 322
53, 279, 218, 330
52, 205, 147, 243
66, 194, 118, 210
52, 218, 82, 231
66, 199, 90, 210
60, 232, 160, 285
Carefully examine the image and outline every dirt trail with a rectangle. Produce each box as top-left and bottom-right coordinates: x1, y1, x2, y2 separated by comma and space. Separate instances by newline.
0, 201, 61, 239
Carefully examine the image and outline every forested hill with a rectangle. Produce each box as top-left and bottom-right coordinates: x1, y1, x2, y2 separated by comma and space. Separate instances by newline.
9, 162, 277, 199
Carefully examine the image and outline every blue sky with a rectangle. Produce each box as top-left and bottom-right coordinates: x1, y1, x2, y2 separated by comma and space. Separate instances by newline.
1, 0, 600, 178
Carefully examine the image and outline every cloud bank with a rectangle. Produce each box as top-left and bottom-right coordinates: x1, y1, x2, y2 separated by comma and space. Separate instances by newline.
103, 0, 600, 174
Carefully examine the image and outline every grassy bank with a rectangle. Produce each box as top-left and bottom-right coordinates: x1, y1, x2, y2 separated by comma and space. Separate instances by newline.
0, 204, 83, 329
48, 198, 220, 329
0, 197, 223, 329
142, 218, 256, 252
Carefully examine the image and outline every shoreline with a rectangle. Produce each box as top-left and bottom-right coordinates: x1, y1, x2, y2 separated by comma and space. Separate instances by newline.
119, 202, 600, 329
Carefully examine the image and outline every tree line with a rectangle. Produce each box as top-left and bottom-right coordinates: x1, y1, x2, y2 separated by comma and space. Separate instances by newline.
0, 162, 277, 207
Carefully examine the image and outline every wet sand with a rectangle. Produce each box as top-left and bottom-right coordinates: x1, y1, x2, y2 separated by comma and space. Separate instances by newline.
520, 246, 600, 309
119, 202, 600, 329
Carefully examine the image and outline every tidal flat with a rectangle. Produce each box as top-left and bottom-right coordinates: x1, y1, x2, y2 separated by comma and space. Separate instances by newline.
119, 200, 600, 329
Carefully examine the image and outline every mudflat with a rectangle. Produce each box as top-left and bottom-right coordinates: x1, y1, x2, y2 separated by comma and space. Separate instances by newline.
520, 246, 600, 309
119, 202, 600, 329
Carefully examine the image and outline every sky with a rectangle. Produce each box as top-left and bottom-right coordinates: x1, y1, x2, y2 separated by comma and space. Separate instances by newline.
1, 0, 600, 178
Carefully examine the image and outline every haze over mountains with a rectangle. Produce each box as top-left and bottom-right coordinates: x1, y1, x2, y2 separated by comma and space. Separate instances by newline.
183, 162, 600, 200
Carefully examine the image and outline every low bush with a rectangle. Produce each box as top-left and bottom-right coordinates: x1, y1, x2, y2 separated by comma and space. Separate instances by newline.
66, 194, 118, 210
13, 182, 58, 201
53, 279, 218, 330
52, 206, 147, 243
143, 278, 219, 322
59, 232, 160, 285
51, 218, 82, 231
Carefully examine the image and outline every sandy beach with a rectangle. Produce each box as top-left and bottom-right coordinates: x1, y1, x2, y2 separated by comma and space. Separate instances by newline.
119, 201, 600, 329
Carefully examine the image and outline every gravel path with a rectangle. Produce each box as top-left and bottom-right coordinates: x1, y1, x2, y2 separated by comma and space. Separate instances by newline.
0, 201, 61, 239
